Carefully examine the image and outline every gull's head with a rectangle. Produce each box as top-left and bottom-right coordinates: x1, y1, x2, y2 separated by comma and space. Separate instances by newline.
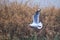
37, 22, 43, 29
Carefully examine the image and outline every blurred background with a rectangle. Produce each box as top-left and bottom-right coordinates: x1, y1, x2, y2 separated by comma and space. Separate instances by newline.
0, 0, 60, 40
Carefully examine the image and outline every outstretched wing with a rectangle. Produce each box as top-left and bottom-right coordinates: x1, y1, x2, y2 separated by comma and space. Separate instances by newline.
33, 11, 40, 23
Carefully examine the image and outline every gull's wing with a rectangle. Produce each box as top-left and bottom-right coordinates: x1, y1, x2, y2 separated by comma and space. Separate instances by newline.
33, 15, 35, 22
33, 11, 40, 23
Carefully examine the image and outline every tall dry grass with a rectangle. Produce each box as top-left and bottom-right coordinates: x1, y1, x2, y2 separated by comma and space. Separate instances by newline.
0, 0, 60, 40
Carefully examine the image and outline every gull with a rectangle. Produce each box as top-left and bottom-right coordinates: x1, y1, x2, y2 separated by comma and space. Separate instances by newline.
29, 9, 43, 29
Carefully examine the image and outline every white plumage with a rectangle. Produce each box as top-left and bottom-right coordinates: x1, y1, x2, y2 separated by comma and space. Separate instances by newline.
29, 9, 43, 29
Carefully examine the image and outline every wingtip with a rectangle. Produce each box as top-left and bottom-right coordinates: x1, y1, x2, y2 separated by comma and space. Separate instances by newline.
37, 9, 41, 12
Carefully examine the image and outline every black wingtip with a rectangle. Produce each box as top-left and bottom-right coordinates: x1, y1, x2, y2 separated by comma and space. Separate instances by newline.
35, 9, 41, 14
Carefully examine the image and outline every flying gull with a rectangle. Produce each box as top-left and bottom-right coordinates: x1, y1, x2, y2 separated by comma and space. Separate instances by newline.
29, 9, 43, 29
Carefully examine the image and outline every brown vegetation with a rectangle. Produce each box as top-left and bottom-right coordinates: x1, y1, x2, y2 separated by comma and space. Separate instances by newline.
0, 0, 60, 40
